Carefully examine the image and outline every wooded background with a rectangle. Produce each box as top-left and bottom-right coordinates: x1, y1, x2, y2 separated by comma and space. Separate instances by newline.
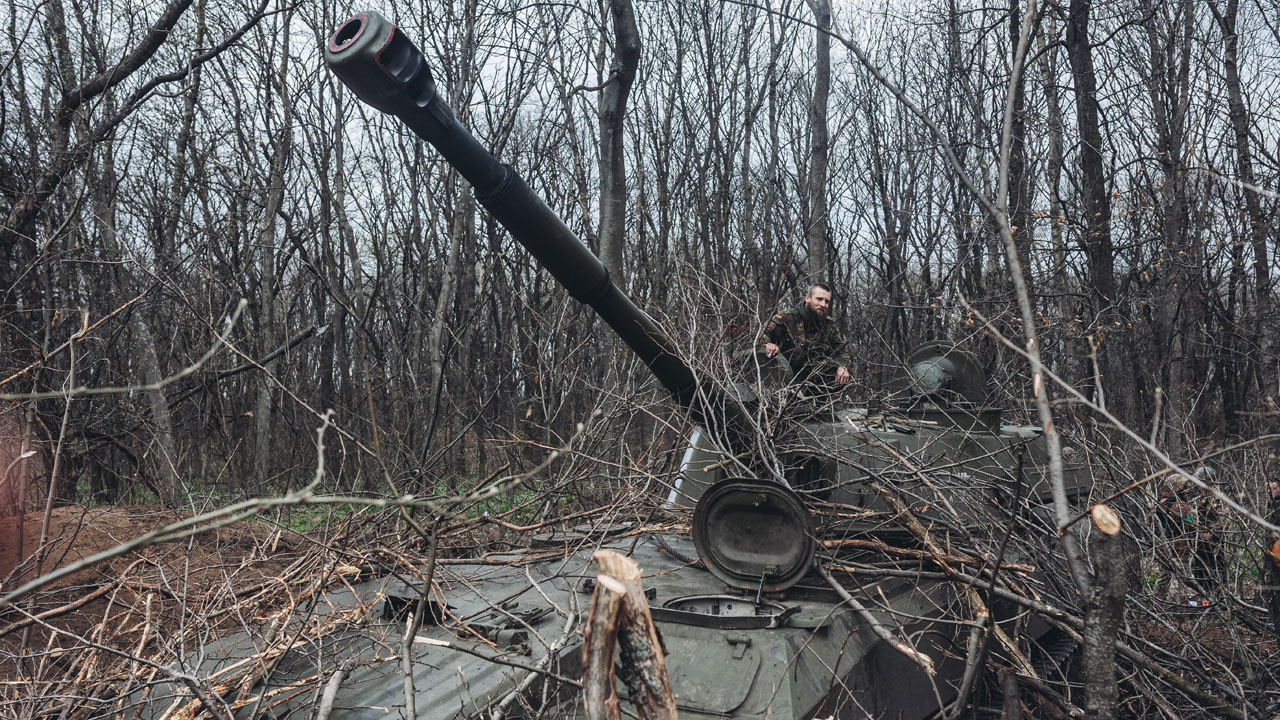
1, 0, 1277, 507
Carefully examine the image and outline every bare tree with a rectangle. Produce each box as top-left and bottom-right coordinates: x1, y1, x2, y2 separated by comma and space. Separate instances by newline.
1065, 0, 1132, 422
1209, 0, 1275, 407
598, 0, 641, 281
804, 0, 832, 283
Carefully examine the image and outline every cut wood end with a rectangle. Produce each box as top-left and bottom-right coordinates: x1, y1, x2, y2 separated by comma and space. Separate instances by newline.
891, 641, 936, 676
1267, 539, 1280, 565
592, 549, 641, 580
592, 549, 621, 565
1090, 504, 1122, 535
594, 575, 626, 594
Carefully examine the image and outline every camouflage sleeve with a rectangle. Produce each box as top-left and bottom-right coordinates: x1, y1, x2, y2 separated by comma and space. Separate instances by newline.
757, 312, 788, 348
827, 323, 852, 368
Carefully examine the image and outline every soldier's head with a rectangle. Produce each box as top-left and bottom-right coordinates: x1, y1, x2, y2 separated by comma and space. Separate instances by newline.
804, 283, 833, 318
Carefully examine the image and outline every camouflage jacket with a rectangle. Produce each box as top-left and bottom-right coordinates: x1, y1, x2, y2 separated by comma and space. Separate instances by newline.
756, 305, 849, 378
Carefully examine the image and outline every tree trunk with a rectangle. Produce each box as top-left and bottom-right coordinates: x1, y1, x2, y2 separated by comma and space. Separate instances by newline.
132, 313, 182, 503
1066, 0, 1131, 423
88, 93, 183, 505
1035, 13, 1077, 386
804, 0, 831, 284
1212, 0, 1274, 406
1006, 0, 1031, 274
423, 185, 466, 484
1035, 18, 1067, 291
2, 0, 196, 252
598, 0, 641, 283
1142, 0, 1196, 456
252, 17, 293, 495
1082, 506, 1128, 720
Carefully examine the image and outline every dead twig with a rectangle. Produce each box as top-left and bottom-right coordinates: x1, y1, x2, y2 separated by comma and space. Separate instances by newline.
821, 537, 1035, 574
814, 561, 937, 676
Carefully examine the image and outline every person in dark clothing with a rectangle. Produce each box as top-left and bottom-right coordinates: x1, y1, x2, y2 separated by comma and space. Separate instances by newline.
1191, 475, 1226, 594
756, 283, 851, 388
1156, 475, 1202, 604
1158, 469, 1226, 604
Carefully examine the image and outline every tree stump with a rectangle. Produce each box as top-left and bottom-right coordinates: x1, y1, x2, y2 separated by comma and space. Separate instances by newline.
582, 575, 625, 720
581, 550, 677, 720
1083, 504, 1127, 720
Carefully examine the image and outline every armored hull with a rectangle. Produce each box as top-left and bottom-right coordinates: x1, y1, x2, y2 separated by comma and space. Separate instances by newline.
138, 530, 970, 719
135, 396, 1084, 719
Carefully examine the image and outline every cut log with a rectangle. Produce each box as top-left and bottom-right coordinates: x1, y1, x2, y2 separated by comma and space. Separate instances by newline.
1083, 512, 1127, 720
591, 550, 677, 720
582, 575, 626, 720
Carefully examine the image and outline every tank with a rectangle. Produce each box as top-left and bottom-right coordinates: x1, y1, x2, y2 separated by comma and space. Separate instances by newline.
135, 13, 1091, 719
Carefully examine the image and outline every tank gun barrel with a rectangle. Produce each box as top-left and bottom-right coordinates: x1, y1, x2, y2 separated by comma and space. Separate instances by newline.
325, 12, 717, 411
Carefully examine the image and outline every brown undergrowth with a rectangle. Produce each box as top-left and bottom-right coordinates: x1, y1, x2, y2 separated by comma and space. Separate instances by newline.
0, 505, 316, 717
0, 497, 611, 719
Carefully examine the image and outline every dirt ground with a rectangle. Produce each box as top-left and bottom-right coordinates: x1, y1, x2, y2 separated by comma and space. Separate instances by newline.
0, 504, 307, 684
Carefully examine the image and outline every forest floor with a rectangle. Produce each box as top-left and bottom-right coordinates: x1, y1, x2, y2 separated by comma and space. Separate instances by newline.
0, 505, 307, 683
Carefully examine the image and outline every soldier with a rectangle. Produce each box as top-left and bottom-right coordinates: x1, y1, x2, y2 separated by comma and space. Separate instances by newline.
1156, 475, 1198, 604
1191, 470, 1226, 597
757, 283, 851, 388
1157, 468, 1225, 605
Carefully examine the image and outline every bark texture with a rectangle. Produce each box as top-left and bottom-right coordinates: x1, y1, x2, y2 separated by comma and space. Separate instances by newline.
1212, 0, 1274, 402
1082, 508, 1128, 720
598, 0, 641, 281
804, 0, 832, 283
587, 550, 677, 720
1066, 0, 1131, 423
582, 574, 625, 720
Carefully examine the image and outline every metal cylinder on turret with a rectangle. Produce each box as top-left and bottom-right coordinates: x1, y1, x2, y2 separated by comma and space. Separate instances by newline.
324, 12, 712, 412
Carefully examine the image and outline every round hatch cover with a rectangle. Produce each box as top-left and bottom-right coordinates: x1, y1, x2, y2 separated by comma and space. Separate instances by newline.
692, 478, 814, 593
901, 341, 987, 405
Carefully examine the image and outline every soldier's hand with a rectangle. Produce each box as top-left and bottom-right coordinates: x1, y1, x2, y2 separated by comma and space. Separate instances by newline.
836, 366, 850, 384
764, 343, 779, 358
1267, 481, 1280, 499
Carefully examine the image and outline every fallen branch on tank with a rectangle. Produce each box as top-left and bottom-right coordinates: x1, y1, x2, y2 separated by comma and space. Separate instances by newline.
823, 534, 1261, 717
819, 536, 1036, 574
